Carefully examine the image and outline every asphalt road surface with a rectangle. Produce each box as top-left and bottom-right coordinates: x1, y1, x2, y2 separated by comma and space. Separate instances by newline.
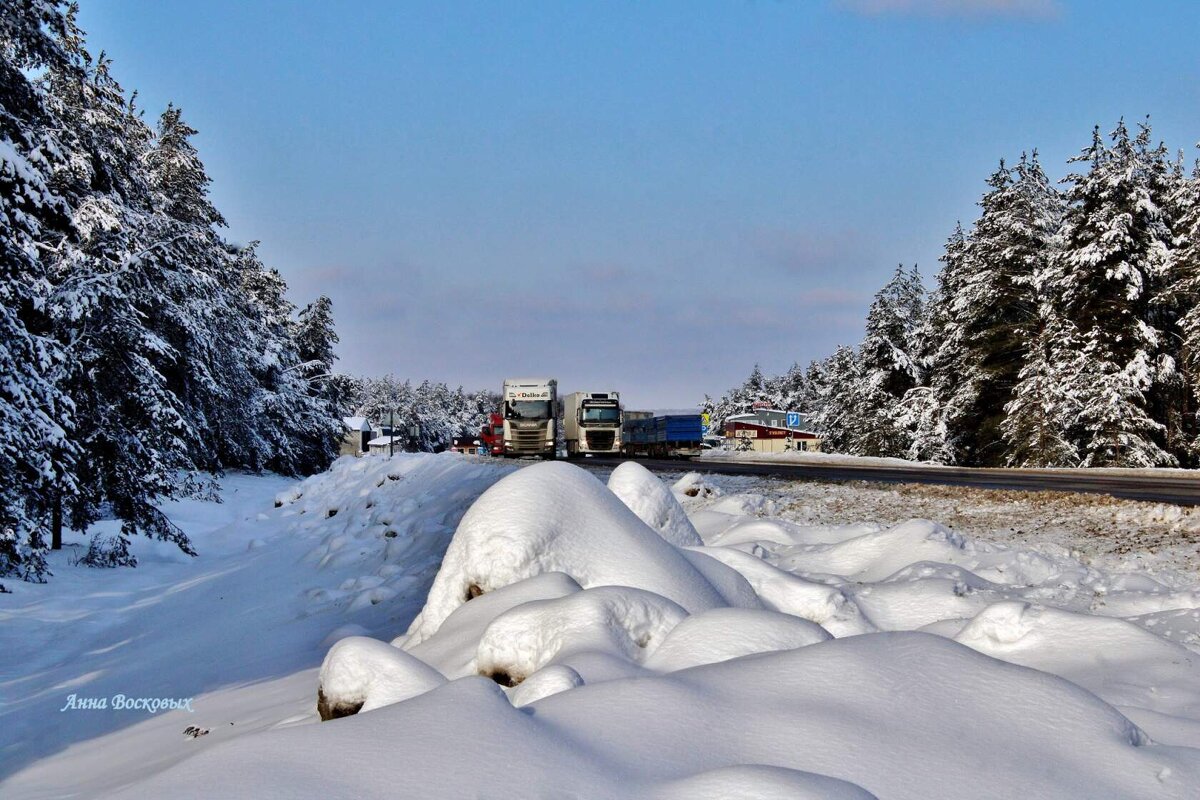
585, 457, 1200, 506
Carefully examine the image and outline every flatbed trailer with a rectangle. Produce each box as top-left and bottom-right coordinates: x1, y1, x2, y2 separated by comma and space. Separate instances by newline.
621, 414, 704, 458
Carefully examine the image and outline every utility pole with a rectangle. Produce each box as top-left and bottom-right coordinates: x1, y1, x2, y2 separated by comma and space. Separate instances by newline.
389, 408, 395, 458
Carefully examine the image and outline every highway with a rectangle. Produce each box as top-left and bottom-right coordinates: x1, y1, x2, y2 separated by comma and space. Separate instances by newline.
586, 457, 1200, 506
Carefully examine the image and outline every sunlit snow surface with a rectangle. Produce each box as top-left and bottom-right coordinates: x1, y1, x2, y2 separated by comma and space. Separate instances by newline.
3, 454, 1200, 799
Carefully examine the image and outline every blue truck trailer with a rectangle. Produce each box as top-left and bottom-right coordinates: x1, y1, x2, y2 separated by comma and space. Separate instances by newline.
621, 414, 705, 458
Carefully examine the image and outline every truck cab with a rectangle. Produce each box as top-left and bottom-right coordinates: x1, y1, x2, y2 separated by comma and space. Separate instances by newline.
563, 391, 622, 457
480, 412, 505, 456
501, 377, 558, 458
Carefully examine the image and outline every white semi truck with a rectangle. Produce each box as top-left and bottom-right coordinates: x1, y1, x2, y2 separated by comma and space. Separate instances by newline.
563, 391, 622, 457
501, 377, 558, 458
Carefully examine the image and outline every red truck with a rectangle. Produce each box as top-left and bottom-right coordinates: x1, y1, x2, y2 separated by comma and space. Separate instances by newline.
480, 412, 505, 456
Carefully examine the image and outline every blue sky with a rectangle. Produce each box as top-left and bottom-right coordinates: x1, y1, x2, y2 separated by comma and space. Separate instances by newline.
79, 0, 1200, 408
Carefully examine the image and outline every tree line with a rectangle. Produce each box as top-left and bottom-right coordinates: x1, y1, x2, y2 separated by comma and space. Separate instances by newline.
342, 375, 500, 453
708, 120, 1200, 470
1, 2, 342, 584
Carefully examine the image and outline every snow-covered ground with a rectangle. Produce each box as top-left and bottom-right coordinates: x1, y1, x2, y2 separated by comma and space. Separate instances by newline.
3, 454, 1200, 798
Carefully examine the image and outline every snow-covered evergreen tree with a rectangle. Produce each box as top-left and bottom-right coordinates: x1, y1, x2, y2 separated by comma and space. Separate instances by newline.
1074, 330, 1171, 468
942, 153, 1064, 465
42, 23, 206, 561
1002, 307, 1081, 467
0, 0, 78, 582
287, 295, 342, 468
144, 103, 225, 228
810, 346, 863, 455
348, 375, 499, 452
1167, 157, 1200, 458
1051, 120, 1177, 466
903, 225, 969, 463
1, 4, 345, 579
853, 265, 924, 457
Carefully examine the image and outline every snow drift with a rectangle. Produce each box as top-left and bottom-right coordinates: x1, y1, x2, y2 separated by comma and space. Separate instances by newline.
8, 456, 1200, 799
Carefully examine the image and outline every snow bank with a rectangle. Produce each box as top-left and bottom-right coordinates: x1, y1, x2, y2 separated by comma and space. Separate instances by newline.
700, 448, 925, 468
510, 664, 585, 707
104, 633, 1200, 800
277, 454, 518, 618
399, 571, 583, 679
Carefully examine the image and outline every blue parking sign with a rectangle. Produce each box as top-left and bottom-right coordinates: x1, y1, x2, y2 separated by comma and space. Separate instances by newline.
786, 412, 801, 428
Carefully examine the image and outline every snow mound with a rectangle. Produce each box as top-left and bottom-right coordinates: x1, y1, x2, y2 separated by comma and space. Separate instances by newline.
317, 636, 446, 719
643, 607, 831, 672
475, 586, 687, 684
608, 461, 703, 546
773, 518, 975, 582
510, 664, 585, 707
696, 545, 873, 636
649, 764, 877, 800
400, 571, 583, 679
677, 548, 764, 610
671, 471, 721, 499
404, 462, 736, 644
957, 601, 1200, 720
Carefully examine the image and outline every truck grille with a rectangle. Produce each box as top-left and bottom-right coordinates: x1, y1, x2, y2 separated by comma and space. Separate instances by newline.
585, 430, 616, 451
511, 429, 548, 450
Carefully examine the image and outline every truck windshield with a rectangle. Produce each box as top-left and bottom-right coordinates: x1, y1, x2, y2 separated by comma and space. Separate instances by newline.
582, 405, 620, 423
507, 400, 552, 420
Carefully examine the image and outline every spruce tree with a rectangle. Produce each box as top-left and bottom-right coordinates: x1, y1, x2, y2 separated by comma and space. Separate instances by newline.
1168, 158, 1200, 459
0, 0, 78, 581
811, 346, 863, 455
1002, 306, 1081, 467
43, 20, 205, 561
905, 225, 969, 463
946, 153, 1064, 465
854, 265, 924, 457
1052, 120, 1176, 466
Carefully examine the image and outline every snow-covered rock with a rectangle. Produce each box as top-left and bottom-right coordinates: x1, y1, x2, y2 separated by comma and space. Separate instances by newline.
317, 637, 446, 720
510, 664, 585, 707
475, 585, 687, 684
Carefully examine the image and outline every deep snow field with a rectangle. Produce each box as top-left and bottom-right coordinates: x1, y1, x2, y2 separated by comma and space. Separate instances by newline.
2, 453, 1200, 799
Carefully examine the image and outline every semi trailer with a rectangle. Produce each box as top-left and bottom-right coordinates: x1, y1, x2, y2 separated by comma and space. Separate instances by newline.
563, 391, 622, 457
501, 377, 558, 458
621, 413, 705, 458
